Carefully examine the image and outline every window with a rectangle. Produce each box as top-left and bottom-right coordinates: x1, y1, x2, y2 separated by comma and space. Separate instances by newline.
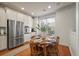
40, 17, 55, 34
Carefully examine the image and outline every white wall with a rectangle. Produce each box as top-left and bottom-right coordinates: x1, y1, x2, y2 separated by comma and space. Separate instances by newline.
75, 2, 79, 56
55, 3, 76, 46
32, 17, 41, 35
69, 3, 79, 56
77, 2, 79, 56
72, 2, 79, 56
69, 31, 77, 55
55, 3, 76, 56
34, 17, 44, 35
33, 17, 38, 28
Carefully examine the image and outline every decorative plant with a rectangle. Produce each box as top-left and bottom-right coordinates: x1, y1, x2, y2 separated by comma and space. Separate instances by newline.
36, 24, 48, 33
36, 24, 55, 34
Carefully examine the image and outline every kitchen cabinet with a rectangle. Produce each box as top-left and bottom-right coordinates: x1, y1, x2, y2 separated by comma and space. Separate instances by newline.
0, 36, 7, 50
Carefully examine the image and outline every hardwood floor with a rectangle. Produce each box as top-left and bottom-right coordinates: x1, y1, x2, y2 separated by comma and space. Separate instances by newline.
0, 43, 71, 56
58, 45, 71, 56
16, 44, 71, 56
16, 48, 31, 56
0, 42, 29, 56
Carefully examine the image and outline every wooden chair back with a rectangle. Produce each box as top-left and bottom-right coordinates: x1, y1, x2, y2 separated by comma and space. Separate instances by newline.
30, 36, 38, 56
46, 36, 60, 56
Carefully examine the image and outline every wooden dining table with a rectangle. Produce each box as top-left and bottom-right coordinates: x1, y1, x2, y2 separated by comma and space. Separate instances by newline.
39, 42, 52, 56
33, 37, 57, 56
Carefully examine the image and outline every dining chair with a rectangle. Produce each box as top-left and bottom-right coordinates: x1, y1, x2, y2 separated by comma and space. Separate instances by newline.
46, 42, 59, 56
30, 36, 38, 56
56, 36, 60, 44
37, 43, 49, 56
30, 43, 38, 56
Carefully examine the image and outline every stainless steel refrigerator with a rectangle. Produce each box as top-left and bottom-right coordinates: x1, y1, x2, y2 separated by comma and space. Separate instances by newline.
7, 20, 24, 49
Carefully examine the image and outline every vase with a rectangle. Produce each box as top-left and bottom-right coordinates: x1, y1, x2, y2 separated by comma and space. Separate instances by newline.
41, 32, 47, 39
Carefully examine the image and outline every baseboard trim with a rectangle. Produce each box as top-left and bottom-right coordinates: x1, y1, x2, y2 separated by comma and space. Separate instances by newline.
0, 48, 8, 52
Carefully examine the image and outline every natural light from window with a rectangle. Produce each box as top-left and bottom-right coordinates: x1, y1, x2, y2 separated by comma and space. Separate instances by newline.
40, 17, 55, 34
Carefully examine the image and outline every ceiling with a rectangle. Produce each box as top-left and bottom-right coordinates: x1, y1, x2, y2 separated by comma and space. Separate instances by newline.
1, 2, 73, 17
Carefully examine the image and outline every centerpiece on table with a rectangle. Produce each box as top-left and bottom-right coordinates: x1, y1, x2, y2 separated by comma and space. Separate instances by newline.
36, 24, 49, 39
